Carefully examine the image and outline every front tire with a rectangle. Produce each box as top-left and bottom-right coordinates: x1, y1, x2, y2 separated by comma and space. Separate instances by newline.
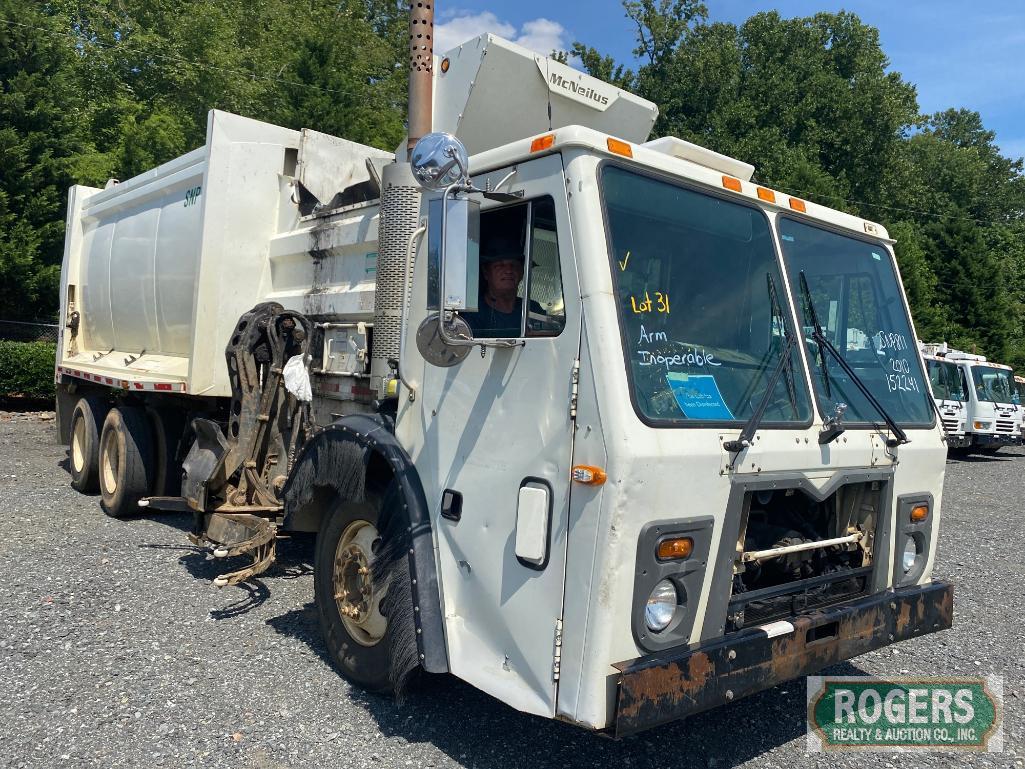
314, 494, 414, 694
99, 406, 155, 518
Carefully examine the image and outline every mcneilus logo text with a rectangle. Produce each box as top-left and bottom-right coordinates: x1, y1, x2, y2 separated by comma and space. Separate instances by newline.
806, 676, 1002, 752
548, 73, 610, 106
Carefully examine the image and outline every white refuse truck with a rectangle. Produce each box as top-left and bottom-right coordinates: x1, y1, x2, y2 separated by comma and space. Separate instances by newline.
925, 347, 1021, 454
920, 342, 970, 449
55, 6, 952, 736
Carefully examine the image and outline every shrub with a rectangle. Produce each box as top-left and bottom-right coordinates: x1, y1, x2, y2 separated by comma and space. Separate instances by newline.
0, 340, 56, 398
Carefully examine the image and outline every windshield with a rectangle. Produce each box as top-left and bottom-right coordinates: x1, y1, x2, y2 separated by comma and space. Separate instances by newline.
601, 166, 812, 426
927, 359, 965, 402
778, 218, 932, 426
971, 364, 1017, 405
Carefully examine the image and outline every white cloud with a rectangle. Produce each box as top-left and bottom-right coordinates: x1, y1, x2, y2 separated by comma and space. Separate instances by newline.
435, 11, 571, 58
513, 18, 569, 57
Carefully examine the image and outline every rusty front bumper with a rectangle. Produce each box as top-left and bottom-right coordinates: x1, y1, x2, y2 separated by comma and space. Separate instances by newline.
613, 580, 953, 736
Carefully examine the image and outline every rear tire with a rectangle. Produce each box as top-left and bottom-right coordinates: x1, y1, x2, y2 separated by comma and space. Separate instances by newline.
99, 406, 155, 518
69, 395, 109, 492
148, 407, 185, 496
314, 494, 412, 694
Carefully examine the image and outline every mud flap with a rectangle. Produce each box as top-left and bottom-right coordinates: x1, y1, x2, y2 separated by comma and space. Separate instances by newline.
181, 418, 229, 512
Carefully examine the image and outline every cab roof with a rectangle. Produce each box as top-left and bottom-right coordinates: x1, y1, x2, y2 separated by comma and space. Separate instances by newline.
470, 125, 893, 244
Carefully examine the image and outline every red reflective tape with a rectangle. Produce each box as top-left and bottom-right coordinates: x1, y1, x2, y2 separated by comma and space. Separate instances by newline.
133, 382, 143, 389
104, 377, 114, 385
154, 383, 173, 391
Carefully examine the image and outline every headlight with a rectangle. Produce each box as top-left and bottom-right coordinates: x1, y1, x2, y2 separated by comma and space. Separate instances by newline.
973, 421, 991, 430
645, 579, 678, 632
902, 538, 919, 573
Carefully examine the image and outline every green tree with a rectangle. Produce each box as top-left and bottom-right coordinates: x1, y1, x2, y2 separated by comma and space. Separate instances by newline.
888, 219, 948, 342
0, 1, 105, 321
278, 1, 407, 150
921, 215, 1012, 358
881, 109, 1025, 363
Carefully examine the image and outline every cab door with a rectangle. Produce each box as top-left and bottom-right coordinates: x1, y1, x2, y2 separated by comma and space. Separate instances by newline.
408, 153, 580, 716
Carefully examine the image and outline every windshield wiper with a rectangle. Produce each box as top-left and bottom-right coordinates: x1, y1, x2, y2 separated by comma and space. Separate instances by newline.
724, 274, 798, 453
798, 271, 909, 448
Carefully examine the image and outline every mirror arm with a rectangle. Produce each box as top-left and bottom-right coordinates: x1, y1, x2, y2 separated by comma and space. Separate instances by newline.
490, 169, 518, 192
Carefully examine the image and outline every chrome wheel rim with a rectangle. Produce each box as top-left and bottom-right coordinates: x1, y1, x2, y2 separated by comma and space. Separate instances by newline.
333, 519, 387, 647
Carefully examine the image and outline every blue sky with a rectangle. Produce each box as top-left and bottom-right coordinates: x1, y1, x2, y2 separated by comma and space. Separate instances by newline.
435, 1, 1025, 161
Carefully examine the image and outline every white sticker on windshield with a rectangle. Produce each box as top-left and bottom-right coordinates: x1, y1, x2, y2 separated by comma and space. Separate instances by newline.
782, 234, 795, 242
871, 252, 882, 260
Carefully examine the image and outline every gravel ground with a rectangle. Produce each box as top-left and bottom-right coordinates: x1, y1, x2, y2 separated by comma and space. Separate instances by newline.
0, 413, 1021, 769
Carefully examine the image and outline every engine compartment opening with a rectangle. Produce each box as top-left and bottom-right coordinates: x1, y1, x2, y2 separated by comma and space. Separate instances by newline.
727, 481, 883, 631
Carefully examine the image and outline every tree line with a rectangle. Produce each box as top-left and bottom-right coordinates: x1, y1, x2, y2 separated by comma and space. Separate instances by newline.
2, 1, 1024, 366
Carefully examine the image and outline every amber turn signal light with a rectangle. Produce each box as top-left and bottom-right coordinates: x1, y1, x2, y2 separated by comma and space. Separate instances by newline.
657, 537, 694, 561
571, 465, 607, 485
530, 134, 555, 153
910, 504, 929, 523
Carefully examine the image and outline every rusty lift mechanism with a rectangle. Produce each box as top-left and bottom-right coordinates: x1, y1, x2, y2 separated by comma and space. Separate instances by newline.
148, 302, 314, 586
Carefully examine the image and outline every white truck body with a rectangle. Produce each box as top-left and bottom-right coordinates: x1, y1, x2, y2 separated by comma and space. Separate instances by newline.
59, 112, 387, 399
932, 348, 1021, 451
57, 33, 953, 735
920, 344, 969, 449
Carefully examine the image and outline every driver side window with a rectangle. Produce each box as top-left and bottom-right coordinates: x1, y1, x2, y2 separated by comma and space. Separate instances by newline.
463, 197, 566, 339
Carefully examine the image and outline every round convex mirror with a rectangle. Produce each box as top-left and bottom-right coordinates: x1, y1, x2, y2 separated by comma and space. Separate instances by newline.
416, 313, 473, 367
411, 132, 469, 190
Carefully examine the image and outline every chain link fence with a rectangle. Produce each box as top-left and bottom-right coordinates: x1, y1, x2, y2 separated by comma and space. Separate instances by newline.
0, 320, 60, 343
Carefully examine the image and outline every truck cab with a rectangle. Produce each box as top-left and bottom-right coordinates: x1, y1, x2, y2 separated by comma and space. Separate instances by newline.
400, 118, 951, 732
944, 351, 1021, 453
921, 345, 970, 449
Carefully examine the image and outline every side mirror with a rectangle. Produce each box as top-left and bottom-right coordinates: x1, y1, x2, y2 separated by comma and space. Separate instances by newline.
427, 194, 479, 312
412, 131, 478, 314
411, 132, 520, 355
411, 132, 469, 190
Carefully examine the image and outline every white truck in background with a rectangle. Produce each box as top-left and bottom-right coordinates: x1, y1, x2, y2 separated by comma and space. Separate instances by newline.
920, 343, 970, 450
54, 4, 953, 737
1017, 375, 1025, 442
921, 344, 1021, 454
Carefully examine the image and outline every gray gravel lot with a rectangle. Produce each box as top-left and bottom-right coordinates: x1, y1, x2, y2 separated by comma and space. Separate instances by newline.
0, 413, 1021, 769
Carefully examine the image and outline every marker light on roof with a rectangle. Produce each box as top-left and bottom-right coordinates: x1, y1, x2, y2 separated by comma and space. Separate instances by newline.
607, 137, 633, 158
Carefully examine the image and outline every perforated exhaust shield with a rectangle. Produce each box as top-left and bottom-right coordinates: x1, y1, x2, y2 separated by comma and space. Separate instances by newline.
372, 162, 421, 395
